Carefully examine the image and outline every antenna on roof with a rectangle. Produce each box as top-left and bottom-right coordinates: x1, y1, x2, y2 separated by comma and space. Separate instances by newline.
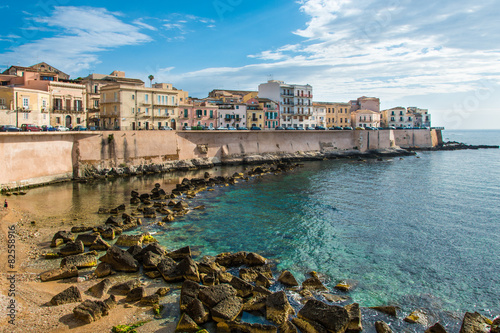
268, 74, 273, 81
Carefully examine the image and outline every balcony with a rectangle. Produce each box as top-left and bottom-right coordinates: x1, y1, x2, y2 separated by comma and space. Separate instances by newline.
52, 108, 85, 113
282, 101, 294, 106
281, 92, 294, 96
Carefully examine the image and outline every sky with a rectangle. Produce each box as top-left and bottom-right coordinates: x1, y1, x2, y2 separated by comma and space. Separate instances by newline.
1, 0, 499, 129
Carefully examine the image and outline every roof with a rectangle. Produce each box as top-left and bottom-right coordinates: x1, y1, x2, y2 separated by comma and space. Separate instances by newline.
313, 102, 350, 106
351, 109, 381, 114
210, 89, 257, 96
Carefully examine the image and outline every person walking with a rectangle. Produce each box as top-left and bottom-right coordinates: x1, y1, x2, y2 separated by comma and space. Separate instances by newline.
3, 199, 7, 208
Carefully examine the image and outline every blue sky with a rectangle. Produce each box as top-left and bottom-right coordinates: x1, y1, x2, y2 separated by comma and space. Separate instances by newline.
1, 0, 499, 129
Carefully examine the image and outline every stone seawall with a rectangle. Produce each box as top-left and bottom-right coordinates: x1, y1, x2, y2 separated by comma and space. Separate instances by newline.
0, 129, 439, 189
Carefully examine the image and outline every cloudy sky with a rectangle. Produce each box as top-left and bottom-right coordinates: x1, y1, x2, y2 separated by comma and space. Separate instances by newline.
1, 0, 499, 129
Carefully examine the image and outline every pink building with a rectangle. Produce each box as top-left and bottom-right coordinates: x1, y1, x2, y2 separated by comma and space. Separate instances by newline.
350, 96, 380, 113
179, 100, 218, 129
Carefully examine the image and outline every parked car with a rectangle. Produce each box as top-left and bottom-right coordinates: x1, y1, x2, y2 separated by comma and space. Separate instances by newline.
21, 124, 41, 132
343, 126, 353, 130
41, 125, 56, 132
55, 125, 70, 131
0, 125, 21, 132
296, 127, 305, 130
250, 125, 261, 130
285, 126, 296, 130
306, 126, 315, 130
182, 126, 192, 130
355, 127, 366, 130
216, 126, 227, 130
228, 126, 237, 130
159, 126, 173, 130
237, 126, 248, 130
72, 125, 88, 131
275, 126, 285, 130
315, 126, 326, 130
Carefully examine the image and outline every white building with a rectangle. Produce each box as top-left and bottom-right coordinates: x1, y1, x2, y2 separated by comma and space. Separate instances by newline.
258, 80, 313, 128
382, 107, 413, 128
351, 109, 381, 128
407, 107, 431, 127
217, 103, 248, 128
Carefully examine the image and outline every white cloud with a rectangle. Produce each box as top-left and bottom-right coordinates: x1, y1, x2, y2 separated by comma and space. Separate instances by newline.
0, 6, 152, 73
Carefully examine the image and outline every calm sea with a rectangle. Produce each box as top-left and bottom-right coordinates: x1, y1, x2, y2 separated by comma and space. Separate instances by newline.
7, 129, 500, 331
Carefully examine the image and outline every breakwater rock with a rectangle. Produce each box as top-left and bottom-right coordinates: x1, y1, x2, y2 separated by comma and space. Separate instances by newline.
406, 141, 499, 151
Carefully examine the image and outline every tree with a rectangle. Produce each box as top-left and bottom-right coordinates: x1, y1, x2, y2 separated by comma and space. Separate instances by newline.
148, 75, 154, 87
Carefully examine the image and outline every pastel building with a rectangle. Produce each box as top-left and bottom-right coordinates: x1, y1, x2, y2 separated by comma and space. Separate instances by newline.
179, 100, 218, 129
318, 102, 351, 128
208, 89, 258, 104
258, 80, 313, 128
246, 98, 266, 129
100, 82, 187, 130
0, 86, 51, 128
382, 107, 413, 128
217, 104, 248, 128
351, 109, 381, 128
350, 96, 380, 113
407, 107, 431, 127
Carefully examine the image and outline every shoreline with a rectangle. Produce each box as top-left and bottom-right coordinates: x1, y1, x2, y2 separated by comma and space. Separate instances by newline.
1, 163, 499, 333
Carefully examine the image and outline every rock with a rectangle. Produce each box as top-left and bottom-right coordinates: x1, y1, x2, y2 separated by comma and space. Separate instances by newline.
94, 262, 113, 278
345, 303, 362, 332
98, 208, 110, 214
115, 234, 144, 247
404, 310, 429, 326
145, 271, 161, 279
266, 291, 295, 325
71, 226, 94, 233
127, 244, 144, 258
229, 276, 254, 298
126, 287, 145, 302
158, 256, 200, 282
256, 273, 272, 288
142, 233, 158, 244
323, 293, 350, 303
140, 294, 160, 305
175, 313, 200, 332
51, 238, 64, 248
51, 231, 75, 247
245, 252, 267, 266
60, 240, 85, 256
218, 321, 278, 333
375, 321, 393, 333
199, 284, 238, 308
50, 286, 82, 306
131, 190, 139, 198
172, 201, 189, 212
278, 270, 299, 287
296, 299, 349, 333
302, 275, 327, 291
87, 278, 113, 298
335, 281, 354, 292
198, 256, 226, 274
60, 252, 98, 269
167, 246, 192, 260
100, 228, 115, 240
280, 321, 299, 333
216, 251, 247, 267
73, 295, 116, 324
180, 280, 202, 311
426, 322, 448, 333
105, 216, 122, 226
130, 197, 140, 204
99, 246, 139, 272
109, 280, 141, 295
155, 287, 170, 297
242, 294, 267, 312
40, 266, 78, 282
142, 251, 163, 270
460, 312, 492, 333
89, 236, 111, 251
140, 243, 167, 258
211, 296, 243, 322
162, 215, 175, 223
240, 265, 273, 282
185, 298, 210, 324
116, 204, 126, 211
492, 317, 500, 333
143, 207, 157, 218
75, 233, 101, 246
370, 306, 398, 317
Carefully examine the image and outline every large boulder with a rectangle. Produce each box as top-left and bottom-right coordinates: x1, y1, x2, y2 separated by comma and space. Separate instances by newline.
211, 296, 243, 322
218, 321, 278, 333
99, 246, 139, 272
73, 295, 116, 324
172, 201, 189, 212
345, 303, 362, 332
109, 280, 141, 295
100, 228, 116, 240
266, 291, 295, 325
229, 276, 254, 298
185, 298, 210, 325
40, 266, 78, 282
459, 312, 492, 333
175, 313, 200, 332
75, 233, 101, 246
87, 278, 113, 298
89, 236, 111, 251
302, 275, 327, 291
139, 243, 167, 258
216, 251, 247, 267
125, 287, 145, 302
105, 216, 122, 227
143, 207, 157, 218
295, 299, 349, 333
60, 252, 98, 269
51, 231, 75, 247
167, 246, 192, 260
375, 321, 393, 333
370, 306, 398, 317
50, 286, 82, 306
143, 251, 163, 270
279, 321, 299, 333
492, 317, 500, 333
404, 310, 429, 326
198, 284, 238, 308
115, 234, 144, 247
60, 240, 85, 256
240, 265, 273, 282
158, 256, 200, 282
245, 252, 267, 266
94, 262, 113, 278
426, 323, 448, 333
180, 280, 203, 311
278, 271, 299, 287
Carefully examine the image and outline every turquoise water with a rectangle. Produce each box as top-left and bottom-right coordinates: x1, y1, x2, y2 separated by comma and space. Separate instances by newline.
6, 130, 499, 330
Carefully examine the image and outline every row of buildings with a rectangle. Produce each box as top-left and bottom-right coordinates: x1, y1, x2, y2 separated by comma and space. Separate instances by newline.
0, 63, 431, 130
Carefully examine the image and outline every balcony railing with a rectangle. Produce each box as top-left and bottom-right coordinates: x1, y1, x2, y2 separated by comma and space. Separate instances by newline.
52, 108, 85, 113
281, 92, 294, 96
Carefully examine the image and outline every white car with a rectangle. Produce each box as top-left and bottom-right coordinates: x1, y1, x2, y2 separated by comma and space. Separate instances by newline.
159, 126, 173, 130
216, 126, 227, 130
55, 125, 69, 131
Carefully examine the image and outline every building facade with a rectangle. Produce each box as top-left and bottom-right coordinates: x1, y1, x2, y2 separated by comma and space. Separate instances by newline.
350, 96, 380, 113
0, 86, 51, 128
317, 102, 351, 128
407, 107, 431, 127
351, 109, 381, 128
382, 107, 413, 128
100, 82, 187, 130
258, 80, 313, 128
179, 100, 218, 129
217, 104, 248, 128
246, 98, 265, 129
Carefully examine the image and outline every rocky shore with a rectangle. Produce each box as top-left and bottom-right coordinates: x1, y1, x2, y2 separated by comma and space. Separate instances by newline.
405, 141, 499, 152
1, 162, 499, 333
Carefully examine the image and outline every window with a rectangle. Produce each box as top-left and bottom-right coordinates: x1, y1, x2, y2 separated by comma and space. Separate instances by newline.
114, 92, 117, 101
0, 98, 5, 105
114, 106, 117, 113
184, 109, 188, 118
145, 108, 149, 115
132, 94, 135, 100
132, 108, 135, 114
158, 95, 161, 103
145, 94, 149, 102
43, 114, 46, 120
138, 107, 141, 113
77, 118, 81, 124
204, 110, 207, 116
56, 117, 61, 124
172, 96, 175, 105
23, 113, 29, 119
94, 100, 99, 108
210, 110, 213, 118
94, 85, 98, 94
23, 97, 29, 109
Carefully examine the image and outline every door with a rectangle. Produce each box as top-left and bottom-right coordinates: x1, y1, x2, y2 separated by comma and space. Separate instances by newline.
65, 115, 72, 128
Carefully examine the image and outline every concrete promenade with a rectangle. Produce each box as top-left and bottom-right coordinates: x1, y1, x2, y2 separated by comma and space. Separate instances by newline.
0, 129, 440, 189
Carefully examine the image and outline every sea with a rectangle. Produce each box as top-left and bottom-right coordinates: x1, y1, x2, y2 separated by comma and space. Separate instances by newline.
6, 129, 500, 331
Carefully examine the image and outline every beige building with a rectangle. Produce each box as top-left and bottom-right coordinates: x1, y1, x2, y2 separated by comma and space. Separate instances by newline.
381, 107, 413, 128
246, 98, 266, 129
407, 107, 431, 127
317, 102, 351, 128
207, 89, 258, 104
78, 71, 144, 129
2, 62, 70, 81
100, 82, 188, 130
0, 87, 51, 128
351, 109, 381, 128
350, 96, 380, 113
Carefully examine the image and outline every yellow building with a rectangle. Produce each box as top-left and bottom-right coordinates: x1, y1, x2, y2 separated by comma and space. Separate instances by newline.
100, 82, 188, 130
0, 87, 51, 128
316, 102, 351, 128
246, 98, 265, 129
